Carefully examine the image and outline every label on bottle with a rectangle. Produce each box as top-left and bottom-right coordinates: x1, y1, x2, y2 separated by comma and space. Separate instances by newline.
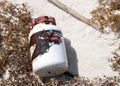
30, 29, 62, 61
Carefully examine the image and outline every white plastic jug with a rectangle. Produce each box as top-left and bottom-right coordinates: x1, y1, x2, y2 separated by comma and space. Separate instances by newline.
28, 16, 68, 77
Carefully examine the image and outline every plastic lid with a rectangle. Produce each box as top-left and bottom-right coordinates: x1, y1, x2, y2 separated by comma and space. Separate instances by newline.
32, 16, 56, 28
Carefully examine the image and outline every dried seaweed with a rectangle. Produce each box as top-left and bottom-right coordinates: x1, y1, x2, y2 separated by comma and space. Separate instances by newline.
91, 0, 120, 33
0, 0, 42, 85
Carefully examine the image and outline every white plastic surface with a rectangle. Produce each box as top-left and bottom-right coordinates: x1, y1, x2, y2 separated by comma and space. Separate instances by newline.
29, 23, 68, 77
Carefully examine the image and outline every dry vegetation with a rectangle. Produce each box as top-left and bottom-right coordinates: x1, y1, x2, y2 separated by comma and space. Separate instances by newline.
1, 0, 120, 86
0, 0, 42, 85
91, 0, 120, 32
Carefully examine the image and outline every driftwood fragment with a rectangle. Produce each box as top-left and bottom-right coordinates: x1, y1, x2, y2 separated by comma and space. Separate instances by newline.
48, 0, 103, 32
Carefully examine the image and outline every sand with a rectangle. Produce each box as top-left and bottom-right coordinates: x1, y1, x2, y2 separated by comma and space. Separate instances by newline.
9, 0, 120, 79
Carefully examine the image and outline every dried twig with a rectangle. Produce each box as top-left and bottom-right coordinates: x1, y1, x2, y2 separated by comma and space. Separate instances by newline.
48, 0, 103, 32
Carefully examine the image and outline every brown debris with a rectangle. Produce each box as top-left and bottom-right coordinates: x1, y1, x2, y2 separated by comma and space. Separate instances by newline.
91, 0, 120, 33
0, 0, 42, 85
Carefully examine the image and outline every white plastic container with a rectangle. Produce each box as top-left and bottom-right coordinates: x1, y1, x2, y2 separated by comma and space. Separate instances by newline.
29, 22, 68, 77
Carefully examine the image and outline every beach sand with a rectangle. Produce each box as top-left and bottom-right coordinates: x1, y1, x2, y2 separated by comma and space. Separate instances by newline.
8, 0, 120, 79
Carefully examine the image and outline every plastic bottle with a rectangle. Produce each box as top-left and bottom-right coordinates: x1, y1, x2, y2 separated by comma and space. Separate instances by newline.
28, 16, 68, 77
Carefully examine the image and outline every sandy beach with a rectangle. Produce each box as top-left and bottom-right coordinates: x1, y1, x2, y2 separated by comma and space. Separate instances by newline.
8, 0, 120, 79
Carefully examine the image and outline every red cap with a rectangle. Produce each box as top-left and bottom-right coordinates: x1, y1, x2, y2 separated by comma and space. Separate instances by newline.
32, 16, 56, 28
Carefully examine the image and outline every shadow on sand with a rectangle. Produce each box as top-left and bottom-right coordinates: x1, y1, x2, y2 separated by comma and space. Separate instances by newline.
64, 38, 78, 75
